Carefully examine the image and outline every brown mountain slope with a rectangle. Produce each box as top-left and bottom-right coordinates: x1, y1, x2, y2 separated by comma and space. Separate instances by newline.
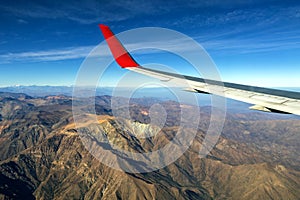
0, 94, 299, 199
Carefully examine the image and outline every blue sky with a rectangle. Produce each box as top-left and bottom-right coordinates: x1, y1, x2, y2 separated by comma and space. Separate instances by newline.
0, 0, 300, 87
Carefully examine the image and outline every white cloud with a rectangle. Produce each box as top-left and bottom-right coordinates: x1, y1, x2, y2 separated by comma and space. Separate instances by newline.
1, 23, 300, 64
0, 38, 198, 63
0, 46, 94, 63
0, 0, 162, 24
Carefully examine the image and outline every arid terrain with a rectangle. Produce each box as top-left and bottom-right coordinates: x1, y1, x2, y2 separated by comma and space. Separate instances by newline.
0, 92, 299, 199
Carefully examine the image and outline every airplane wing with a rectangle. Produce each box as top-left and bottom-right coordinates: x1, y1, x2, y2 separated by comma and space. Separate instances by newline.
99, 24, 300, 116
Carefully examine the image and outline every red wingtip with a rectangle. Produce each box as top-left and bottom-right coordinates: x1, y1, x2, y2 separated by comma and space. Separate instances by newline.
99, 24, 139, 68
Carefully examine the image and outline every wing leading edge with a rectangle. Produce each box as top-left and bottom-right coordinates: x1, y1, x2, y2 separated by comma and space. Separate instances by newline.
99, 24, 300, 116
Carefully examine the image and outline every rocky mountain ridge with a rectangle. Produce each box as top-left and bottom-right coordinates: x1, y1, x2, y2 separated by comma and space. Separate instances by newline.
0, 92, 299, 199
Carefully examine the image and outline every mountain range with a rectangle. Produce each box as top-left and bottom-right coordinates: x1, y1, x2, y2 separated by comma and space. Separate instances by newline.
0, 91, 299, 199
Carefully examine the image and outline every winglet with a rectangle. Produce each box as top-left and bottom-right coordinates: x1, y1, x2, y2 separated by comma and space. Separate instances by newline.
99, 24, 139, 68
